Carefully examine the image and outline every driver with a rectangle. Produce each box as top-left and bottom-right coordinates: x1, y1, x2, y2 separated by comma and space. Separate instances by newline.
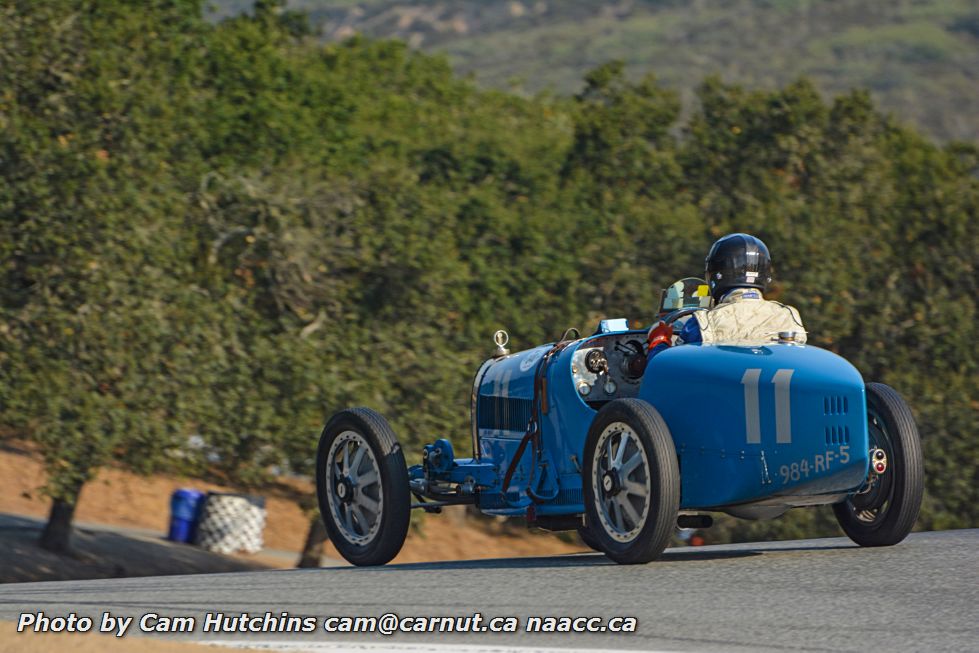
679, 233, 806, 345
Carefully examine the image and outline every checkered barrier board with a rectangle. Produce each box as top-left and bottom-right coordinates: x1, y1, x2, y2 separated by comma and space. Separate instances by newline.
193, 493, 266, 554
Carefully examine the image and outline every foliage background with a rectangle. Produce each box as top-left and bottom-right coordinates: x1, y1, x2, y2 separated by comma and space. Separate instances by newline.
0, 0, 976, 545
210, 0, 979, 143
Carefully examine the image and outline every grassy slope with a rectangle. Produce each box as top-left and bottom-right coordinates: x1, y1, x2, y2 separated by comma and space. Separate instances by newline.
213, 0, 979, 143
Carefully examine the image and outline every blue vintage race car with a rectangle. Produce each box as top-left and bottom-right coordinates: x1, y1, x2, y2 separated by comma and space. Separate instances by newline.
315, 284, 924, 565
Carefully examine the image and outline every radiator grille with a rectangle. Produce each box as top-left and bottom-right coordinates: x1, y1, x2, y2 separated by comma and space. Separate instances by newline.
477, 395, 533, 433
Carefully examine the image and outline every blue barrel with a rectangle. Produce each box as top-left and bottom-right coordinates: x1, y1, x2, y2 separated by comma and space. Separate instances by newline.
168, 489, 205, 543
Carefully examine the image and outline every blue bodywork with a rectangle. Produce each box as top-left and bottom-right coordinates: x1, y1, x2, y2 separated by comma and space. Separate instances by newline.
409, 323, 870, 520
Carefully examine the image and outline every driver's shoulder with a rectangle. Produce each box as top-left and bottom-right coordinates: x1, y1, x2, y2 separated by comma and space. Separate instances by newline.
699, 297, 799, 321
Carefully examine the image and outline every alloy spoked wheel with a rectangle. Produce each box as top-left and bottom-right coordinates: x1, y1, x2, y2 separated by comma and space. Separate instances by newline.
833, 383, 923, 547
583, 399, 679, 564
327, 431, 383, 546
316, 408, 410, 566
593, 423, 651, 542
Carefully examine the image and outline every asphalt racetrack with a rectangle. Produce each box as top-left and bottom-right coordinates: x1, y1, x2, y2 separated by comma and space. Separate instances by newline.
1, 530, 975, 652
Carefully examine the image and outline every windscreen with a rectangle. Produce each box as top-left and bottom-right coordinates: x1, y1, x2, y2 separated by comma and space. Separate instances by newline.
658, 277, 711, 314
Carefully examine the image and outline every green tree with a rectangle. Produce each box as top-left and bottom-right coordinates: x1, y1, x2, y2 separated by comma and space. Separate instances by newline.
0, 0, 210, 551
1, 0, 974, 562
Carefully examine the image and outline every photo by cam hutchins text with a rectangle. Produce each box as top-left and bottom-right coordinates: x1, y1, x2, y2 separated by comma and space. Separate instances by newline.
17, 612, 317, 636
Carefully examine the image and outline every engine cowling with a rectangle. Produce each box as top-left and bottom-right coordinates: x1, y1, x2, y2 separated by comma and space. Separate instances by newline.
472, 345, 549, 444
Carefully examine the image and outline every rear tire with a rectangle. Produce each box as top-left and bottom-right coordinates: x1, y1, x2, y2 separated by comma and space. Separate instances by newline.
833, 383, 924, 547
576, 525, 602, 552
583, 399, 679, 564
316, 408, 410, 566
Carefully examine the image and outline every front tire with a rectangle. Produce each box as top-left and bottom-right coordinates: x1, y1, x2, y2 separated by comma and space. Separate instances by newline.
833, 383, 924, 547
583, 399, 680, 564
316, 408, 410, 566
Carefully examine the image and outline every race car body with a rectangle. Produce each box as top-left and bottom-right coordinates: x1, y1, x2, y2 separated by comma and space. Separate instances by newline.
316, 315, 923, 566
467, 329, 868, 518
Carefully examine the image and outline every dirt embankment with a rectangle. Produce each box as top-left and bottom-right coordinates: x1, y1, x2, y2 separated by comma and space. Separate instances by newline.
0, 443, 583, 572
0, 622, 215, 653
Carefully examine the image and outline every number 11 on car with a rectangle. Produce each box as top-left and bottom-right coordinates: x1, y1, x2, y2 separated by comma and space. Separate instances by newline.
741, 368, 794, 444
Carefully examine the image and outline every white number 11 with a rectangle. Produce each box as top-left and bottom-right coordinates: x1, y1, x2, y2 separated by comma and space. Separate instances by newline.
741, 368, 794, 444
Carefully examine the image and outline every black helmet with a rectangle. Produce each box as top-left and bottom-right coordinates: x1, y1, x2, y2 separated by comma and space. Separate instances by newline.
705, 233, 773, 300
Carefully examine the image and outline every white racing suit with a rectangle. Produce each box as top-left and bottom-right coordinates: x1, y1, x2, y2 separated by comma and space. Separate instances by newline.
681, 287, 806, 346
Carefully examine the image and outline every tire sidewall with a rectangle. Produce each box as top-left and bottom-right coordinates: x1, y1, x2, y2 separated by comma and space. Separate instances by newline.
582, 399, 680, 564
316, 408, 410, 566
834, 383, 924, 546
576, 525, 602, 552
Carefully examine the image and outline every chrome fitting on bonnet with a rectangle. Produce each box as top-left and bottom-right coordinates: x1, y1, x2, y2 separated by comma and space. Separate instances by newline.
778, 331, 799, 343
492, 329, 510, 357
